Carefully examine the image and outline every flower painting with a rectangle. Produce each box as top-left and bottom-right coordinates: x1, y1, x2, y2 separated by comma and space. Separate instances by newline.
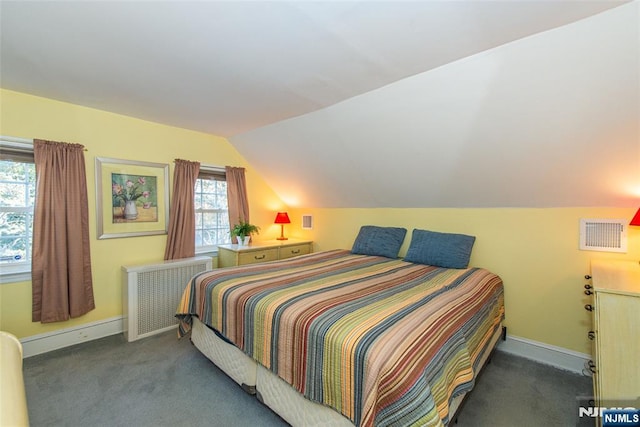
96, 157, 169, 239
111, 173, 158, 223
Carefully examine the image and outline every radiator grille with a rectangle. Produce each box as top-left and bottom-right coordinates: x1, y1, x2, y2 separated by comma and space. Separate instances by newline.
136, 264, 206, 335
123, 256, 212, 341
579, 219, 627, 253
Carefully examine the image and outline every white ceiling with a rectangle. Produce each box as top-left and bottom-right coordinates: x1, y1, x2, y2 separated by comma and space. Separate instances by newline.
1, 0, 628, 137
1, 1, 638, 208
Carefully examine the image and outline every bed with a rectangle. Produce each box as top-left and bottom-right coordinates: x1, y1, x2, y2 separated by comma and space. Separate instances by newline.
176, 227, 505, 427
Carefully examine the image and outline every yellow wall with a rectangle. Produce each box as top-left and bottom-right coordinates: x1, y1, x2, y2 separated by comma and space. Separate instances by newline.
285, 207, 640, 354
2, 89, 639, 357
0, 89, 287, 338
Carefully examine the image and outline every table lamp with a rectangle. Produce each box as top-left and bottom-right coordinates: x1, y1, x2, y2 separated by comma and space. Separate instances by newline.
274, 212, 291, 240
631, 207, 640, 264
630, 208, 640, 227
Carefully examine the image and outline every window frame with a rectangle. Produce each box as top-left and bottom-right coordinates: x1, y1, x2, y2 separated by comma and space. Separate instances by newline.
194, 165, 230, 255
0, 136, 35, 284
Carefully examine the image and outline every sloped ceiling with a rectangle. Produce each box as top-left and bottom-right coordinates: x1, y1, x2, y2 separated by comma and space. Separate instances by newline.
231, 1, 640, 208
1, 1, 638, 208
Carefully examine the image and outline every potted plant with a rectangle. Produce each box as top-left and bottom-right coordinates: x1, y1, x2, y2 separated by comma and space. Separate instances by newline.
231, 220, 260, 245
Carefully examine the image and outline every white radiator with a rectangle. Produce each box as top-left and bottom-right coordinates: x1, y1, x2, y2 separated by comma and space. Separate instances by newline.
122, 256, 212, 342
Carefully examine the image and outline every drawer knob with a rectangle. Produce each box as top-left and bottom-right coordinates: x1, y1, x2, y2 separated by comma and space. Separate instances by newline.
582, 361, 597, 376
584, 290, 592, 295
584, 304, 594, 312
584, 275, 592, 280
588, 331, 595, 340
291, 249, 300, 254
584, 284, 592, 290
254, 254, 266, 260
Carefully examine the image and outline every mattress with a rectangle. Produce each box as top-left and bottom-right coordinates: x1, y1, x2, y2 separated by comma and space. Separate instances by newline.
178, 250, 505, 426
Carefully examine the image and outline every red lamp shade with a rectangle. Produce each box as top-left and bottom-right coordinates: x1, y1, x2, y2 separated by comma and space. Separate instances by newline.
631, 208, 640, 226
274, 212, 291, 224
274, 212, 290, 240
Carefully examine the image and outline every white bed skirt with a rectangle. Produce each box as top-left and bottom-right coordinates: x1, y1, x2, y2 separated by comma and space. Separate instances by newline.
191, 318, 257, 392
190, 317, 502, 426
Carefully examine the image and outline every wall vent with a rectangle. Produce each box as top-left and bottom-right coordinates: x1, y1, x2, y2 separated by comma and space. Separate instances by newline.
122, 256, 212, 341
579, 219, 627, 253
302, 214, 313, 230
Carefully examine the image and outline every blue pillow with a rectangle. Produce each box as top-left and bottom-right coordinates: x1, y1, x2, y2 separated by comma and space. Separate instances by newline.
404, 229, 475, 269
351, 226, 407, 259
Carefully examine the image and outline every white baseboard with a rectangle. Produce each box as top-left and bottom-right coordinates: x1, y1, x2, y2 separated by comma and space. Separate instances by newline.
18, 317, 590, 375
20, 316, 123, 358
497, 333, 591, 374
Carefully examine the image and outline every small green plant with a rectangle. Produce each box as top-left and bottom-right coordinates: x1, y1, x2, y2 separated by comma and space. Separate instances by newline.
231, 220, 260, 239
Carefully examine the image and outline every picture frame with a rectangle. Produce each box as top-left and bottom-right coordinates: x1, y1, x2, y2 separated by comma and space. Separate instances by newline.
95, 157, 170, 239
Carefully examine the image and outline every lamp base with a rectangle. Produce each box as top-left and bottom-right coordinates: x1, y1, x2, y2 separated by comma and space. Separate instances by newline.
277, 237, 288, 240
276, 223, 288, 240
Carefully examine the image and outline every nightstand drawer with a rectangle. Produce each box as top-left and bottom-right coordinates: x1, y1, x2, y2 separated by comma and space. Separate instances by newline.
279, 243, 312, 260
217, 240, 313, 268
237, 248, 279, 265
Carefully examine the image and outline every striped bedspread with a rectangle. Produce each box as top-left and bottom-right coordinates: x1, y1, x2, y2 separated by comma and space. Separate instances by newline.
176, 249, 504, 427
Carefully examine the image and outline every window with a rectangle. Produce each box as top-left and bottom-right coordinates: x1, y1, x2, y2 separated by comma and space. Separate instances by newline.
0, 137, 35, 283
194, 167, 230, 252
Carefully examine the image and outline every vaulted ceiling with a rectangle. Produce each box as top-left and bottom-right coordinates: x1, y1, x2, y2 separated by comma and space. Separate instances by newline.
1, 1, 638, 208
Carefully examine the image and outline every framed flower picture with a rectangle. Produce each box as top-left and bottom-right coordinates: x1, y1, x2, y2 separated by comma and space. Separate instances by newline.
95, 157, 169, 239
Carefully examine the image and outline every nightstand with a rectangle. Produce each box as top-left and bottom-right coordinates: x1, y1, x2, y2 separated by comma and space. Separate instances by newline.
217, 240, 313, 268
588, 259, 640, 421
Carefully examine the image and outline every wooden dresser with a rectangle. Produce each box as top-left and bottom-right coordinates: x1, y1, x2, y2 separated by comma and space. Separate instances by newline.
217, 240, 313, 268
588, 259, 640, 413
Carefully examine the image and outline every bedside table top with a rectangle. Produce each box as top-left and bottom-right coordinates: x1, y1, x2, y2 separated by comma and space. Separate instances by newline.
217, 239, 312, 252
591, 259, 640, 296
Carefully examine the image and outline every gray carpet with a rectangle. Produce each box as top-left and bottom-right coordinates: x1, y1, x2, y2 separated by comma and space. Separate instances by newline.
23, 330, 592, 427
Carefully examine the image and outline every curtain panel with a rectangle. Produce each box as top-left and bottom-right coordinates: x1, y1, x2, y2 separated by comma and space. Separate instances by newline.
164, 159, 200, 260
225, 166, 250, 244
32, 139, 95, 323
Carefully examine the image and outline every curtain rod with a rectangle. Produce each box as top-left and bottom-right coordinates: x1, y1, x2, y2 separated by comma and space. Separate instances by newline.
1, 136, 88, 151
173, 159, 225, 171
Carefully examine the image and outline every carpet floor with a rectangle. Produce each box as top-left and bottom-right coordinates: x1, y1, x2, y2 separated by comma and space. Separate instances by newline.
23, 330, 593, 427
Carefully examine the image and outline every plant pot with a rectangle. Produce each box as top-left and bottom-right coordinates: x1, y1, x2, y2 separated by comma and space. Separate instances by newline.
238, 236, 251, 246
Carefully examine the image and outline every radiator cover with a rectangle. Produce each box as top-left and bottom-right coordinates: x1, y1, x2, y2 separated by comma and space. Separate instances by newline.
122, 256, 212, 342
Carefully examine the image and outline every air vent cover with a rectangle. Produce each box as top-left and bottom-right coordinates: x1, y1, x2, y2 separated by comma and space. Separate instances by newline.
302, 214, 313, 230
579, 219, 627, 253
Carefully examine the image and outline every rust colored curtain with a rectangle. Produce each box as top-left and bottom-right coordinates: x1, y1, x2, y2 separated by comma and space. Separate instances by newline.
32, 140, 94, 323
225, 166, 250, 243
164, 159, 200, 260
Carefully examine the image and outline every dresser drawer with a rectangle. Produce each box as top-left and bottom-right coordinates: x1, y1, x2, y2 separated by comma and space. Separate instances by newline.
237, 248, 279, 265
279, 243, 312, 260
